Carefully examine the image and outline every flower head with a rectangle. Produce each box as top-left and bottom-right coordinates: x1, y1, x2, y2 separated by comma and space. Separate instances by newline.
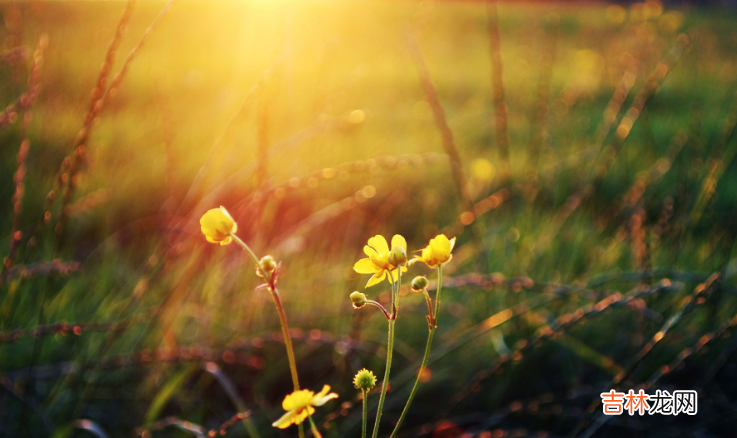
272, 385, 338, 429
353, 234, 408, 288
353, 368, 377, 391
200, 206, 237, 245
412, 234, 456, 268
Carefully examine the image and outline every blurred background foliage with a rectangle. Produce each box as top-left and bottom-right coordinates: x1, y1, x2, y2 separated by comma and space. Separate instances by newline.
1, 0, 737, 436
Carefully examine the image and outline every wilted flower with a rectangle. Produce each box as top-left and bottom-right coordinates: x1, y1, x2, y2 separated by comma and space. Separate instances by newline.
272, 385, 338, 429
199, 206, 237, 245
412, 234, 456, 268
353, 234, 408, 287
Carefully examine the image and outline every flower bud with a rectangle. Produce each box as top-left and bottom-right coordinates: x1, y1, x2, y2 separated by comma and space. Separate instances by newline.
388, 245, 407, 266
411, 275, 429, 291
353, 368, 377, 391
350, 291, 367, 308
259, 255, 277, 273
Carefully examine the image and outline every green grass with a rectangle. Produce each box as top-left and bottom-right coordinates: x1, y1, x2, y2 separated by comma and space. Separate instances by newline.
1, 0, 737, 436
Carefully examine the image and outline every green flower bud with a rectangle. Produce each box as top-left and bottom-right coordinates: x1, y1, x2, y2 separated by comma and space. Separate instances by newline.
411, 275, 429, 291
259, 255, 277, 273
350, 291, 367, 308
388, 245, 407, 266
353, 368, 377, 390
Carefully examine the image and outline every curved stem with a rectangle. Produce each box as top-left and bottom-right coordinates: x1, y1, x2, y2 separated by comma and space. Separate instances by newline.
366, 300, 391, 321
389, 266, 443, 438
362, 389, 368, 438
371, 271, 398, 438
230, 234, 265, 276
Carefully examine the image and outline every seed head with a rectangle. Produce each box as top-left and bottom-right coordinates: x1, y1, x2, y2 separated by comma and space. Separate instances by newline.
353, 368, 377, 391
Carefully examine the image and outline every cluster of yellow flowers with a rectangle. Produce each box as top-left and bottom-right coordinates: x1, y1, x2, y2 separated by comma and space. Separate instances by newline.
200, 206, 456, 437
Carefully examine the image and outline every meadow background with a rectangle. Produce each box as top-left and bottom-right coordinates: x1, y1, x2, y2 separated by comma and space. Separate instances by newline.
1, 0, 737, 436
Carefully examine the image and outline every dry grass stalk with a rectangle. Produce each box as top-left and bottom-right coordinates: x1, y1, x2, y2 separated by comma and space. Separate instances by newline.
406, 31, 473, 212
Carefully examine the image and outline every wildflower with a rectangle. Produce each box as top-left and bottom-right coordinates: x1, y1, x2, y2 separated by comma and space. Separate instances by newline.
353, 235, 408, 288
200, 206, 237, 245
350, 291, 368, 308
272, 385, 338, 429
353, 369, 377, 391
412, 234, 456, 268
411, 276, 429, 291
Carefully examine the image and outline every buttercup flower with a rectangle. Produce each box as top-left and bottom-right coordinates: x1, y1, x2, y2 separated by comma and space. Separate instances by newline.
272, 385, 338, 429
353, 235, 408, 287
412, 234, 456, 268
200, 206, 237, 245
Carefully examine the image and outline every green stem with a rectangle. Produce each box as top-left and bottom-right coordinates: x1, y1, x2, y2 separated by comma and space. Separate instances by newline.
230, 234, 265, 276
230, 233, 305, 438
362, 389, 368, 438
389, 266, 443, 438
307, 415, 323, 438
371, 271, 399, 438
270, 288, 301, 391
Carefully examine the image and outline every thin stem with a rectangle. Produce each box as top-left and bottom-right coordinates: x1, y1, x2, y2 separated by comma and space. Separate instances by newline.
433, 267, 443, 328
307, 415, 323, 438
371, 271, 398, 438
366, 300, 391, 321
389, 329, 435, 438
230, 234, 266, 277
362, 389, 368, 438
389, 266, 443, 437
229, 232, 305, 438
421, 289, 434, 326
270, 288, 300, 391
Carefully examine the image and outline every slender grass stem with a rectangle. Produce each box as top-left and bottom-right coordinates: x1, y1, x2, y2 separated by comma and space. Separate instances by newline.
230, 233, 305, 438
307, 415, 323, 438
362, 389, 368, 438
371, 270, 399, 438
389, 266, 443, 437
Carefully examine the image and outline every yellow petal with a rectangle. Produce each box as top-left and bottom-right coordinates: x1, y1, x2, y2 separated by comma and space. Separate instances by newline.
312, 385, 339, 406
219, 206, 234, 223
354, 258, 380, 274
272, 410, 298, 429
367, 235, 389, 255
449, 236, 456, 252
430, 235, 451, 256
391, 234, 407, 250
283, 389, 314, 411
293, 407, 314, 426
364, 245, 378, 257
219, 236, 232, 246
366, 270, 386, 288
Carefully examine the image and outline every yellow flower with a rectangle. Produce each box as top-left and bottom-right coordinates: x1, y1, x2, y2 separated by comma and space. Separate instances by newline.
353, 234, 408, 288
272, 385, 338, 429
412, 234, 456, 268
200, 206, 237, 246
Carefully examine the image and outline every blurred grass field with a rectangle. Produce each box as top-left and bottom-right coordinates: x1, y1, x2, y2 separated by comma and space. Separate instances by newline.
1, 0, 737, 436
